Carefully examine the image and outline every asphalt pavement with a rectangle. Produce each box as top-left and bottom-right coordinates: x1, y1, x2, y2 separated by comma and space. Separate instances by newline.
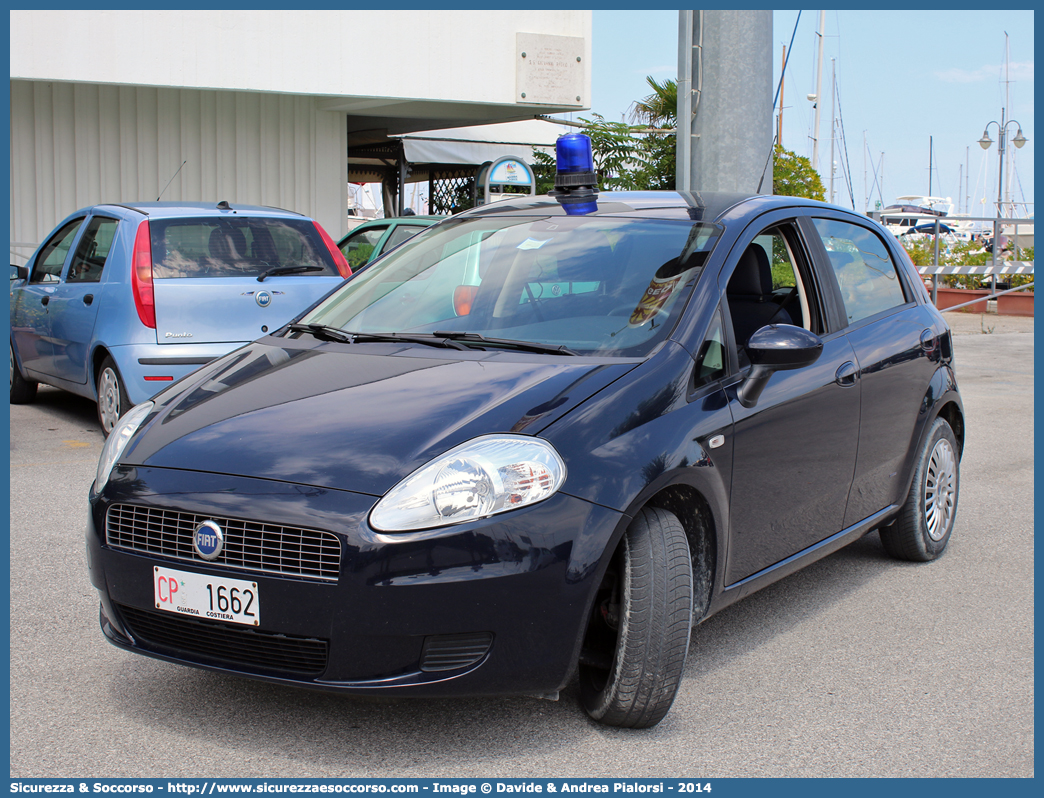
8, 314, 1034, 778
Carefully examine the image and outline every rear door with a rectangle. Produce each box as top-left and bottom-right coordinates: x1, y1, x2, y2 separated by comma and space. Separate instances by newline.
151, 216, 345, 345
49, 214, 121, 384
804, 214, 940, 526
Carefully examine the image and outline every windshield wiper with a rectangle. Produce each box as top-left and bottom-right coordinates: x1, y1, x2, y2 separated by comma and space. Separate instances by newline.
432, 331, 578, 356
257, 265, 325, 282
286, 325, 467, 350
287, 323, 354, 343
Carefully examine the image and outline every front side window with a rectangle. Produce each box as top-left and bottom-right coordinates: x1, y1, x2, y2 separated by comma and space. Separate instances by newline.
725, 224, 820, 360
150, 217, 338, 279
812, 218, 907, 324
67, 217, 119, 283
31, 218, 85, 284
340, 226, 388, 269
301, 215, 723, 358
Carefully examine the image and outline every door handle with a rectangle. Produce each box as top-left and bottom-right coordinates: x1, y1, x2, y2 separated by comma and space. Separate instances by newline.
83, 294, 94, 306
40, 295, 49, 306
835, 361, 858, 387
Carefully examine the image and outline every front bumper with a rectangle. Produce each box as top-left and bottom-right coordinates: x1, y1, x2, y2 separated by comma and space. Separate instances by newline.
87, 466, 624, 697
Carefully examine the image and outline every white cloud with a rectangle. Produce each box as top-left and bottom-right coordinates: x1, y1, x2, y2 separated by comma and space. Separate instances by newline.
935, 60, 1034, 83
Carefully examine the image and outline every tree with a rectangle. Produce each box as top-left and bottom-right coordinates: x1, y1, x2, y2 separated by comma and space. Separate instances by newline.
772, 145, 826, 201
534, 77, 679, 194
629, 76, 677, 129
536, 79, 828, 201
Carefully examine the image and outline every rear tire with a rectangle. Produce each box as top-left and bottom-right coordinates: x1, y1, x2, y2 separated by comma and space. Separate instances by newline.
579, 507, 693, 728
880, 417, 960, 561
10, 344, 37, 404
96, 356, 131, 436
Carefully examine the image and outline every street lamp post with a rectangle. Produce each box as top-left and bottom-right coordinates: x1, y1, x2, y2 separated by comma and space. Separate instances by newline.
978, 108, 1028, 217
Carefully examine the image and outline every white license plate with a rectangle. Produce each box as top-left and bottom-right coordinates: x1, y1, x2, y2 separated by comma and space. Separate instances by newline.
153, 566, 260, 626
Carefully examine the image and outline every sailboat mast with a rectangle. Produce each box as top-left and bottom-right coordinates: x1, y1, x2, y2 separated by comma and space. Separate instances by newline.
829, 59, 836, 204
811, 11, 825, 171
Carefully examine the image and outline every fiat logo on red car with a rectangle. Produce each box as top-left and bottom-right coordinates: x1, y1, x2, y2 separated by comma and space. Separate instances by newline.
193, 520, 224, 561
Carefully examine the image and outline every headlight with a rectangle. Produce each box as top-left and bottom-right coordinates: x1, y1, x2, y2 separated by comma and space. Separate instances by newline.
94, 402, 154, 493
370, 435, 567, 532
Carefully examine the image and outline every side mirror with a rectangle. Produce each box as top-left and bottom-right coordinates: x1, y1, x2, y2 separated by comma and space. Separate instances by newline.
737, 324, 824, 408
11, 264, 28, 281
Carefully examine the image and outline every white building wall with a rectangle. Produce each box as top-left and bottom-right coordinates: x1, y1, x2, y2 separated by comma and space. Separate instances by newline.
9, 10, 591, 252
10, 80, 347, 252
10, 10, 590, 106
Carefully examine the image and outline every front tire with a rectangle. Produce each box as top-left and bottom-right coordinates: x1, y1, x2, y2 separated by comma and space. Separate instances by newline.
880, 417, 960, 561
96, 356, 131, 436
10, 344, 38, 404
579, 507, 693, 728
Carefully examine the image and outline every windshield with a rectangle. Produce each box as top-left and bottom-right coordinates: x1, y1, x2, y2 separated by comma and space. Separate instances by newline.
297, 215, 722, 357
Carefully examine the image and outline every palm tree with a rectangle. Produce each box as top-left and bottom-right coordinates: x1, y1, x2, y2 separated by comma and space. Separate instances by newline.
629, 77, 678, 130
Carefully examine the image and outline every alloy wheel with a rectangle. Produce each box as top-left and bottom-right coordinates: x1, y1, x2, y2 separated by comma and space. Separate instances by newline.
98, 367, 122, 433
923, 438, 957, 541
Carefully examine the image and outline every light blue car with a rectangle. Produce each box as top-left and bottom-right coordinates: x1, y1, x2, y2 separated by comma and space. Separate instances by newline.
10, 201, 351, 434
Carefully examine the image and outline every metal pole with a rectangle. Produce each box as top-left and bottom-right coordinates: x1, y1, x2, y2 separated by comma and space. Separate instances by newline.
965, 146, 970, 216
811, 11, 825, 171
778, 45, 786, 147
928, 136, 933, 197
829, 58, 835, 204
685, 10, 773, 192
676, 11, 694, 192
996, 107, 1006, 216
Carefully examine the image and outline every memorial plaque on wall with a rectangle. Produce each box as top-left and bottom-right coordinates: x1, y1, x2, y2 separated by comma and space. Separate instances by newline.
516, 33, 586, 107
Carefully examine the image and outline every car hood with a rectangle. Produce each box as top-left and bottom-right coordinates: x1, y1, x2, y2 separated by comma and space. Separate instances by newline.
127, 338, 636, 496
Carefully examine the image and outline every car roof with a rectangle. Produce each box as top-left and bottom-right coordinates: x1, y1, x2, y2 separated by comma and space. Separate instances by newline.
93, 201, 310, 219
347, 215, 443, 229
337, 215, 443, 243
452, 191, 845, 226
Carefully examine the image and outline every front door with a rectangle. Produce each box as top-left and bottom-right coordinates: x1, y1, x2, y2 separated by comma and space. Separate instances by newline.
11, 217, 85, 379
49, 215, 120, 384
720, 218, 860, 585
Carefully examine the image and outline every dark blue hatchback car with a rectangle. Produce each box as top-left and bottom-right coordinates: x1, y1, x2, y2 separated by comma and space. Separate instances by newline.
87, 139, 963, 728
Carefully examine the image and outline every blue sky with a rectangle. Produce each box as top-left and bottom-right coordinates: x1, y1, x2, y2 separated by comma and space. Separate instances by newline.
571, 9, 1034, 214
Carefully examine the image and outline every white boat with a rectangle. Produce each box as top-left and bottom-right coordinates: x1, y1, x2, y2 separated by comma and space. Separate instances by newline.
878, 195, 954, 236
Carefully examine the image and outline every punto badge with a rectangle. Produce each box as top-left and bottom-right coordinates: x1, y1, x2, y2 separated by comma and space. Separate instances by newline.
193, 520, 224, 561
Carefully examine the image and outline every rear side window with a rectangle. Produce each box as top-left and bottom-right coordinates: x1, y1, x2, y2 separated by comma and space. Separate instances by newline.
150, 217, 338, 279
68, 217, 119, 283
384, 224, 427, 252
812, 218, 907, 324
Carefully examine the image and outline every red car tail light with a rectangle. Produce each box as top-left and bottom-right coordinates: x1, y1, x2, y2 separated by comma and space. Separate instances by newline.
313, 221, 352, 279
453, 285, 479, 316
131, 220, 156, 329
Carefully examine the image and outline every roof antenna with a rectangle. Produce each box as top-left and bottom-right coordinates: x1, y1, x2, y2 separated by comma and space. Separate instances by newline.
217, 200, 233, 211
157, 160, 187, 201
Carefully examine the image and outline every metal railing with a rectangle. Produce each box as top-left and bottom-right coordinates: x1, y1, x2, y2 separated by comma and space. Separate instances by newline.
870, 212, 1034, 312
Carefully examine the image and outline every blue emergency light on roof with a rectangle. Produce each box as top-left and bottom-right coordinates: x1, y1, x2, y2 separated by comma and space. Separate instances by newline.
550, 133, 598, 215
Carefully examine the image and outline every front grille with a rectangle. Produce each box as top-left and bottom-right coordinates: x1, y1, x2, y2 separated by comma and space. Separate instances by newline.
116, 603, 328, 676
420, 633, 493, 672
106, 504, 341, 581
